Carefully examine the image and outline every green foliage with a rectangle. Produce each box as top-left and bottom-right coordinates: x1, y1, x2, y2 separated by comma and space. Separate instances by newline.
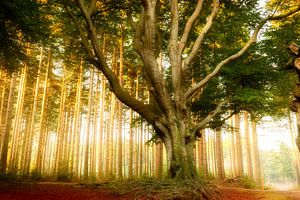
30, 170, 43, 181
261, 143, 296, 182
56, 173, 72, 182
0, 173, 19, 181
0, 0, 50, 70
238, 176, 257, 189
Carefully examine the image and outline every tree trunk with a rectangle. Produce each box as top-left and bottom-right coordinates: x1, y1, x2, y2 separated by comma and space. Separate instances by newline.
0, 74, 17, 174
288, 113, 300, 185
235, 114, 244, 177
215, 128, 225, 180
159, 122, 197, 179
35, 50, 50, 174
84, 67, 94, 179
229, 117, 237, 178
117, 32, 124, 179
251, 119, 263, 185
9, 65, 27, 173
91, 72, 99, 178
97, 76, 105, 179
73, 60, 83, 179
0, 73, 7, 154
23, 47, 43, 175
155, 142, 164, 178
244, 112, 254, 179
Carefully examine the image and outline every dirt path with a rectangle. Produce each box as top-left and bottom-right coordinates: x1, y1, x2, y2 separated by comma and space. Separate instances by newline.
220, 186, 300, 200
0, 182, 127, 200
0, 181, 299, 200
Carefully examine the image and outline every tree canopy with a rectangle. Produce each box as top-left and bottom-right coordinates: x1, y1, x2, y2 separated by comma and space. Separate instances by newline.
0, 0, 49, 70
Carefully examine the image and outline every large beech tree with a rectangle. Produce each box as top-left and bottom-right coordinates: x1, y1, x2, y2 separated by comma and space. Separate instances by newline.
61, 0, 300, 179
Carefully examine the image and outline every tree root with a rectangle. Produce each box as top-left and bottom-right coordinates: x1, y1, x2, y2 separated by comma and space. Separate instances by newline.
91, 178, 220, 200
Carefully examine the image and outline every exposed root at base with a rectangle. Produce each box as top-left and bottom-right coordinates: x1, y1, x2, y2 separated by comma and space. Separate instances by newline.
92, 178, 220, 200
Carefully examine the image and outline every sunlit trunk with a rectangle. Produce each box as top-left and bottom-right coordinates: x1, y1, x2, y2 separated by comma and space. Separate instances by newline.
0, 73, 7, 154
229, 117, 237, 178
35, 50, 50, 174
0, 75, 17, 174
9, 65, 27, 173
84, 67, 94, 179
73, 60, 83, 179
215, 128, 225, 180
244, 112, 254, 179
117, 33, 124, 179
97, 76, 105, 179
251, 119, 263, 185
235, 114, 244, 176
288, 114, 300, 185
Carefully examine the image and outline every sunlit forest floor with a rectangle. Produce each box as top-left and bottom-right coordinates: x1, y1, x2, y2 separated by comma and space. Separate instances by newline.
0, 181, 299, 200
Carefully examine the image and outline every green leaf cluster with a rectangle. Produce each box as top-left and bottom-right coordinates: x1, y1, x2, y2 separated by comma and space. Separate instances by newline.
0, 0, 50, 71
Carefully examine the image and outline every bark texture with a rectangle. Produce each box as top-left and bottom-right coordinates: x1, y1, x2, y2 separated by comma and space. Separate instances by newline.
288, 43, 300, 152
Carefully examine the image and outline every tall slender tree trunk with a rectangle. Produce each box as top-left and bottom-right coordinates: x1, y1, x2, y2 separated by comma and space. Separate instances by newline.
197, 129, 208, 178
0, 75, 17, 174
251, 119, 262, 185
35, 50, 50, 174
97, 76, 105, 179
235, 114, 244, 177
105, 92, 116, 178
288, 113, 300, 185
201, 130, 208, 178
128, 77, 134, 179
229, 117, 237, 178
215, 128, 225, 180
84, 67, 94, 179
9, 65, 27, 173
73, 60, 83, 179
91, 72, 99, 178
244, 112, 254, 179
24, 47, 44, 175
0, 73, 7, 154
54, 71, 66, 175
117, 33, 124, 179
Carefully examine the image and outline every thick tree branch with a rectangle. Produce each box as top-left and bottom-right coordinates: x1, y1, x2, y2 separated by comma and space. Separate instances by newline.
169, 0, 183, 97
132, 0, 174, 118
186, 5, 300, 101
268, 4, 300, 20
169, 0, 179, 49
179, 0, 204, 54
193, 100, 228, 135
65, 0, 157, 124
63, 3, 94, 58
183, 0, 219, 68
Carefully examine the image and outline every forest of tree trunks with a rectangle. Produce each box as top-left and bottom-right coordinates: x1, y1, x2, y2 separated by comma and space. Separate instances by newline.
0, 47, 299, 184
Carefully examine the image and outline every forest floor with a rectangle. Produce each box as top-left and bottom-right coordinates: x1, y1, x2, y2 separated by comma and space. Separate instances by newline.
0, 181, 299, 200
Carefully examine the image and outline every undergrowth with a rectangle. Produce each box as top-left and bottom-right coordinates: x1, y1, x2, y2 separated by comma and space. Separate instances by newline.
224, 176, 260, 189
88, 178, 220, 200
238, 176, 258, 189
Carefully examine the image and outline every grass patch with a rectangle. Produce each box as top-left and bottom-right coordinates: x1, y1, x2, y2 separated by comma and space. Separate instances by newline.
87, 178, 220, 200
238, 176, 257, 189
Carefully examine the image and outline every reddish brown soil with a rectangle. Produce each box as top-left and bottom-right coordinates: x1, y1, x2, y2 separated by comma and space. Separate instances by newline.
0, 182, 127, 200
219, 186, 300, 200
0, 181, 299, 200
